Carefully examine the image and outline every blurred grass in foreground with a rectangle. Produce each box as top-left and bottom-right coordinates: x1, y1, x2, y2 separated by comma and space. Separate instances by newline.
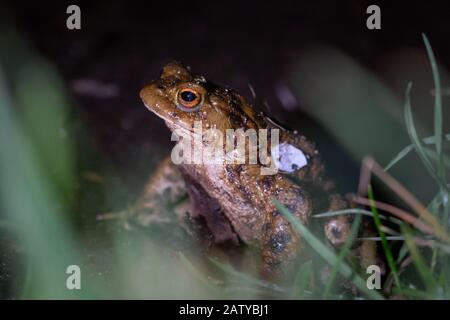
1, 17, 449, 299
277, 34, 450, 299
0, 23, 212, 299
0, 24, 82, 298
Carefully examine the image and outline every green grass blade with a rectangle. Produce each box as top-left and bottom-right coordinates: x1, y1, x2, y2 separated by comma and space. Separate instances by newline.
273, 198, 384, 300
208, 258, 285, 293
423, 147, 450, 168
367, 186, 402, 294
290, 260, 313, 298
402, 225, 438, 295
385, 134, 450, 171
404, 83, 448, 192
358, 236, 405, 241
385, 145, 414, 171
313, 208, 403, 225
397, 243, 410, 264
423, 34, 450, 234
422, 34, 445, 182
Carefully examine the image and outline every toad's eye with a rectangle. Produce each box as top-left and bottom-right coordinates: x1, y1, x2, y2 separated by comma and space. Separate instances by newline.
177, 88, 202, 111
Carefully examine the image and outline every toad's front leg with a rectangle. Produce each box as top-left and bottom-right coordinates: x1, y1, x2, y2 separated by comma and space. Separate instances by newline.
260, 188, 312, 280
132, 156, 188, 226
261, 211, 302, 280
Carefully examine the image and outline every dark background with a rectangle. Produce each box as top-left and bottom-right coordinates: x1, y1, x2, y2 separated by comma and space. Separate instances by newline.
1, 0, 450, 300
5, 0, 450, 191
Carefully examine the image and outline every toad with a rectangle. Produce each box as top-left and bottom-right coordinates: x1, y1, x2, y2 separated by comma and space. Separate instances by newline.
134, 62, 365, 280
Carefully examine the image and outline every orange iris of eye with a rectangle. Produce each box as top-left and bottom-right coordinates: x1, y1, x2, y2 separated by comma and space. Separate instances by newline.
178, 88, 201, 108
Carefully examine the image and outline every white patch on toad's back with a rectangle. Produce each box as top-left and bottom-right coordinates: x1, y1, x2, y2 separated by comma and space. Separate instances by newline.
271, 142, 307, 173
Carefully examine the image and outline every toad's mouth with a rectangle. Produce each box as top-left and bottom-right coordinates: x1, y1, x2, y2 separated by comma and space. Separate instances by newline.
141, 99, 201, 138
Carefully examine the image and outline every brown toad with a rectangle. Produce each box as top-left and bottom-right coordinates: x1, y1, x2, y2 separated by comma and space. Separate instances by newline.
135, 62, 364, 280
